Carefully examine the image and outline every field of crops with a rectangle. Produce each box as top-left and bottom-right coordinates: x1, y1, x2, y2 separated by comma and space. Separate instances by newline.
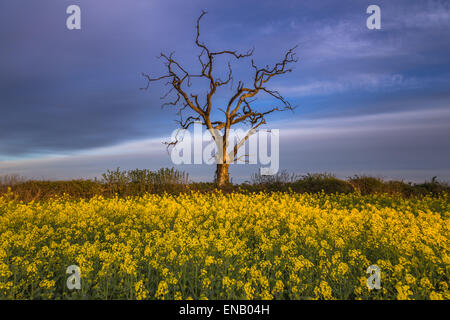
0, 191, 448, 300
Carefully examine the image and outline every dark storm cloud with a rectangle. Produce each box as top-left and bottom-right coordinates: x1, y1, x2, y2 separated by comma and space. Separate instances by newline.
0, 0, 184, 157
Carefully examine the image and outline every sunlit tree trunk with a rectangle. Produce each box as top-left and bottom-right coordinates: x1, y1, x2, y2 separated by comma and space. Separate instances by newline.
215, 163, 230, 187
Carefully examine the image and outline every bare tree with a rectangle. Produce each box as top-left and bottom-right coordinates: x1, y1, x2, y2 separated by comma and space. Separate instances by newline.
142, 10, 297, 187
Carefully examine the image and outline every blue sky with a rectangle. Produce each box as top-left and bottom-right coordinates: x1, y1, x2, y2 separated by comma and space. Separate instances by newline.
0, 0, 449, 182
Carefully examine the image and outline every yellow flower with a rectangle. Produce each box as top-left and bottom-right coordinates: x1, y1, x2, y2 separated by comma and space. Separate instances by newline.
244, 282, 255, 299
337, 262, 349, 276
134, 280, 148, 300
405, 274, 416, 285
39, 279, 55, 289
155, 281, 169, 300
202, 278, 211, 289
429, 291, 444, 300
174, 291, 183, 300
420, 278, 432, 290
396, 283, 412, 300
272, 280, 284, 295
0, 191, 447, 300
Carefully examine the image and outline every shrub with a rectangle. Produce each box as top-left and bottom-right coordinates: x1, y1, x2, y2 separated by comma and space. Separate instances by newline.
348, 175, 385, 195
2, 180, 105, 202
1, 169, 448, 201
251, 169, 299, 184
292, 173, 355, 194
0, 174, 25, 186
414, 176, 450, 195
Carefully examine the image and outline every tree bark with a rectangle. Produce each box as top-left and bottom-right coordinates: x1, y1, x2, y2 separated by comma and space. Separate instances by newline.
215, 163, 229, 187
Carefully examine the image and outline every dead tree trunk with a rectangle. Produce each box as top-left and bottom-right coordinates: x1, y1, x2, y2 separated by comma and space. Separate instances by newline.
215, 163, 230, 187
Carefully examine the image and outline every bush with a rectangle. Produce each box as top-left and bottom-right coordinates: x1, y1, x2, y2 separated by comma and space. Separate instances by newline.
0, 174, 25, 186
251, 169, 299, 184
348, 175, 450, 196
292, 173, 355, 194
1, 180, 105, 202
0, 168, 190, 201
101, 167, 190, 196
414, 177, 450, 195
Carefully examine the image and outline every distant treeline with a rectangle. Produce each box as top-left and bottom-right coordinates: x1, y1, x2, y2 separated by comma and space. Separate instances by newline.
0, 168, 449, 202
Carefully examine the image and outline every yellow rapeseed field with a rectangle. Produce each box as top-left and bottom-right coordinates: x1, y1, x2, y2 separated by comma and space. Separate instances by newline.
0, 191, 448, 300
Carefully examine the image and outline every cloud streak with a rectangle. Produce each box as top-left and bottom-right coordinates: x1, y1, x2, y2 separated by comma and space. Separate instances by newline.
1, 107, 449, 182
